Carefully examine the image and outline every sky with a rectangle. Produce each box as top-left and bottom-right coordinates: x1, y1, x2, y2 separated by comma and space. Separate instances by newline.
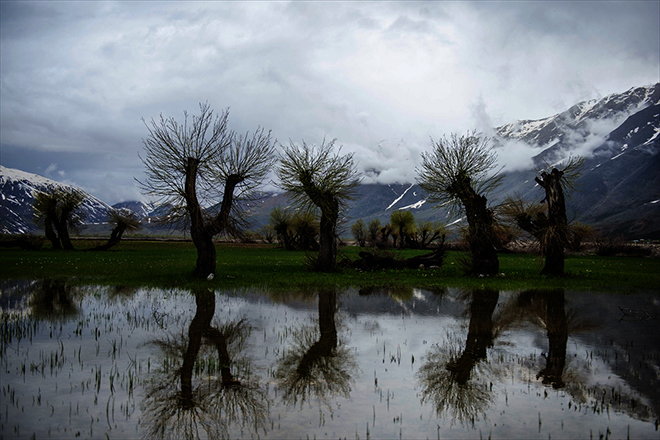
1, 1, 658, 205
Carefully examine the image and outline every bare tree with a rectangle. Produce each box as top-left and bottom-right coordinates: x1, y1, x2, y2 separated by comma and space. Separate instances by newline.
141, 288, 269, 439
417, 132, 503, 276
277, 139, 361, 272
351, 219, 367, 247
503, 157, 583, 276
88, 209, 141, 251
138, 102, 275, 278
33, 188, 86, 250
414, 220, 447, 249
274, 289, 356, 410
33, 190, 60, 249
390, 210, 416, 249
367, 219, 381, 247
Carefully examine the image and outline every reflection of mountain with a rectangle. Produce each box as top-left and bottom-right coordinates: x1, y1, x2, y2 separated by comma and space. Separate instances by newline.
563, 291, 660, 420
1, 282, 658, 437
141, 288, 269, 440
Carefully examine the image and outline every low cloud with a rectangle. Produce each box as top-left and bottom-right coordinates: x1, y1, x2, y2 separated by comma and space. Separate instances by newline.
494, 139, 541, 172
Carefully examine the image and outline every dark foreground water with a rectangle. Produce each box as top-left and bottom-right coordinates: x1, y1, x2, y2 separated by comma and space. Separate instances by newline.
1, 280, 658, 439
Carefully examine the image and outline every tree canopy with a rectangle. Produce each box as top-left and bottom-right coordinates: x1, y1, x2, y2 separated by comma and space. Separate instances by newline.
33, 187, 86, 250
417, 132, 502, 276
277, 139, 361, 271
503, 156, 584, 276
138, 102, 275, 277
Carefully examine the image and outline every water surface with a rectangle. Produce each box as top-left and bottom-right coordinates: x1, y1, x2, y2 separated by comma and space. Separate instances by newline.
1, 280, 658, 439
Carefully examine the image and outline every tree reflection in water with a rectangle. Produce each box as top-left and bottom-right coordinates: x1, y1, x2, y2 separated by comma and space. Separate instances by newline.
274, 288, 357, 410
29, 278, 80, 320
140, 288, 269, 440
517, 289, 569, 388
417, 289, 499, 427
512, 289, 653, 419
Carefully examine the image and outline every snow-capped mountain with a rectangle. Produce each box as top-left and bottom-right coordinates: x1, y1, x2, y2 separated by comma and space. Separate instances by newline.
496, 83, 659, 165
2, 83, 658, 239
0, 166, 113, 234
494, 83, 660, 238
111, 200, 157, 219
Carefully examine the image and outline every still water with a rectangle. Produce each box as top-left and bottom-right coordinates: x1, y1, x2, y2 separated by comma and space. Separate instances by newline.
1, 280, 658, 439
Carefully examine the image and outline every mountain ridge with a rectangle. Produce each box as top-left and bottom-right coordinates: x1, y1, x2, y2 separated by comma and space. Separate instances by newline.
2, 83, 658, 239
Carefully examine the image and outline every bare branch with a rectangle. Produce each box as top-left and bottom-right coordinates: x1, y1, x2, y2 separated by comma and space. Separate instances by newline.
277, 139, 361, 213
417, 132, 503, 214
137, 103, 275, 277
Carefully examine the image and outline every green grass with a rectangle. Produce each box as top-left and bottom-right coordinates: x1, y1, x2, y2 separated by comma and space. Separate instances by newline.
0, 239, 658, 292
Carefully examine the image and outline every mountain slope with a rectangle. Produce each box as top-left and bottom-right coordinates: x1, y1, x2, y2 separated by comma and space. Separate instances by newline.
0, 166, 112, 234
496, 84, 659, 162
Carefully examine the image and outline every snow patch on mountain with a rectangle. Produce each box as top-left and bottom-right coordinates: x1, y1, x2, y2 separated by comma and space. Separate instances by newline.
398, 200, 426, 210
1, 166, 113, 234
496, 83, 660, 167
386, 183, 414, 210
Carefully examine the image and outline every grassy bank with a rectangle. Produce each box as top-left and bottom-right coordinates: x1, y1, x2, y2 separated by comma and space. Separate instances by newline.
1, 239, 659, 291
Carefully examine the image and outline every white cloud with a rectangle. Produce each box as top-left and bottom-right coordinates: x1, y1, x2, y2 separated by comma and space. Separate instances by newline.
495, 139, 541, 173
44, 163, 59, 177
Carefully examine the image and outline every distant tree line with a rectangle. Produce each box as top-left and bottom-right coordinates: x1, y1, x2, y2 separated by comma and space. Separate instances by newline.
349, 212, 446, 250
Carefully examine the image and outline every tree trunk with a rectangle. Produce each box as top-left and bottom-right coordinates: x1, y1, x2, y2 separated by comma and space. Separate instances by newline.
56, 209, 74, 250
350, 246, 445, 271
296, 289, 338, 377
87, 225, 126, 251
180, 289, 216, 408
544, 240, 565, 276
452, 175, 499, 276
44, 215, 61, 249
298, 172, 340, 272
185, 157, 217, 278
317, 289, 338, 352
191, 227, 216, 278
205, 326, 240, 388
447, 289, 499, 385
536, 169, 568, 276
537, 289, 568, 388
317, 201, 338, 272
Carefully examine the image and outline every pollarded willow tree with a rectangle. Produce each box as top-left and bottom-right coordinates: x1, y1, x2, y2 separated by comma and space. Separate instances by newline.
503, 156, 584, 276
88, 209, 141, 251
138, 102, 275, 278
417, 132, 503, 276
277, 139, 361, 272
33, 187, 86, 250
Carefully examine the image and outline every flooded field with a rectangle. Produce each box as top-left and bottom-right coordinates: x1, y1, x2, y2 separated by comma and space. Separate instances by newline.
1, 280, 658, 439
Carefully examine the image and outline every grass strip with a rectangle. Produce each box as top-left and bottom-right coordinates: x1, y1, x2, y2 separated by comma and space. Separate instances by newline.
0, 239, 658, 292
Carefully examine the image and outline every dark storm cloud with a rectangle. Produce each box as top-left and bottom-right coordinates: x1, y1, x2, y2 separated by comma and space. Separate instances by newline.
1, 1, 658, 203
